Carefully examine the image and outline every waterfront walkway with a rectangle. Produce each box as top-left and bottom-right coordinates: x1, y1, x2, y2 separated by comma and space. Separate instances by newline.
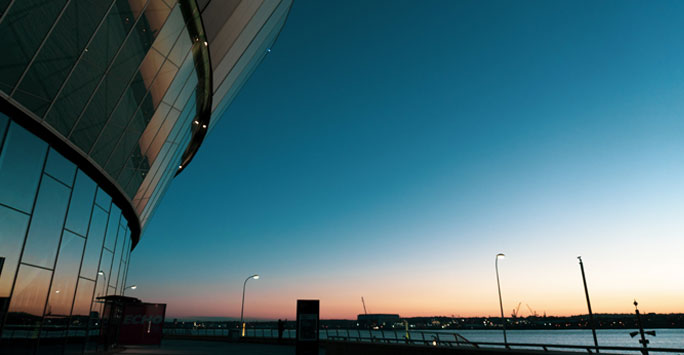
119, 339, 323, 355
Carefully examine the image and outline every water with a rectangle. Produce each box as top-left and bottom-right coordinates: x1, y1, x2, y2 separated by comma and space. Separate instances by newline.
167, 328, 684, 353
318, 328, 684, 353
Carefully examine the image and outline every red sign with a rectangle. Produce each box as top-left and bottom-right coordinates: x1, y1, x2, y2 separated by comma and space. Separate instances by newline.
119, 303, 166, 345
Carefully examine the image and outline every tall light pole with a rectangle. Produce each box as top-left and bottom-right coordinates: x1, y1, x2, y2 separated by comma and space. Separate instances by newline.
495, 253, 507, 348
240, 274, 260, 336
578, 256, 599, 353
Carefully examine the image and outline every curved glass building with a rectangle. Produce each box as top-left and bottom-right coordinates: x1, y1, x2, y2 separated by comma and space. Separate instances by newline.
0, 0, 292, 353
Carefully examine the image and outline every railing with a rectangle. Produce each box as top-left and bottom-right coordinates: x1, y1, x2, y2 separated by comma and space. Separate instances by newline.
163, 327, 684, 354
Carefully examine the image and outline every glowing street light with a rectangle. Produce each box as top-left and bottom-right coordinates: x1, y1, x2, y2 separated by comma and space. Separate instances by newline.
495, 253, 507, 348
240, 274, 260, 336
123, 284, 137, 296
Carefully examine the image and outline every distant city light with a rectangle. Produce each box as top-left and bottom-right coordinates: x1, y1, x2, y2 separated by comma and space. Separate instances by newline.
266, 48, 271, 53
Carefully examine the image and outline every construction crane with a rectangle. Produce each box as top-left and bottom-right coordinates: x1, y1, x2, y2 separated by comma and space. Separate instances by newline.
511, 302, 522, 318
526, 304, 538, 317
361, 297, 368, 315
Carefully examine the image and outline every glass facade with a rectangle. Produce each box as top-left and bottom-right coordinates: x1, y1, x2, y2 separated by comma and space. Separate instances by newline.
0, 118, 132, 353
0, 0, 292, 353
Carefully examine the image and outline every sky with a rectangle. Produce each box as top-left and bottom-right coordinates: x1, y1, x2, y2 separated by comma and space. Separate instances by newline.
128, 0, 684, 320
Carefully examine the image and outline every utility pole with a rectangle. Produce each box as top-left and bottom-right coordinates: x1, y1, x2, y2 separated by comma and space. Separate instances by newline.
577, 256, 599, 353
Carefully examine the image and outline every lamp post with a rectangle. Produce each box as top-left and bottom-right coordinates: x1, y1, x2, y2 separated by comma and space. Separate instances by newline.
123, 285, 137, 296
240, 274, 259, 336
495, 253, 507, 348
578, 256, 599, 353
97, 270, 107, 297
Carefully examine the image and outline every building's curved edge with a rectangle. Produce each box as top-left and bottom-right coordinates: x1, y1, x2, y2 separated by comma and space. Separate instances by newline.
0, 93, 142, 250
174, 0, 295, 177
175, 0, 213, 176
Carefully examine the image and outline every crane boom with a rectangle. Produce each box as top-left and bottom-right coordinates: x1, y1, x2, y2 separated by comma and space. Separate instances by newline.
361, 297, 368, 315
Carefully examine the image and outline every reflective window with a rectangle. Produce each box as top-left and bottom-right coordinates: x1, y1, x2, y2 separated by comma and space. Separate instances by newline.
152, 5, 184, 58
11, 0, 111, 117
0, 0, 68, 92
95, 250, 113, 299
110, 233, 124, 289
103, 205, 121, 251
64, 171, 96, 236
0, 204, 30, 299
22, 174, 71, 268
95, 187, 112, 212
70, 278, 94, 318
44, 148, 76, 187
69, 9, 160, 152
45, 0, 137, 135
5, 264, 52, 328
45, 231, 85, 317
79, 207, 107, 280
0, 113, 8, 148
0, 123, 48, 213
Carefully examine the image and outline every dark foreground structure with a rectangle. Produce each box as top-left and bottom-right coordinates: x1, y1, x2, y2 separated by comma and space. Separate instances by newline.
0, 0, 292, 353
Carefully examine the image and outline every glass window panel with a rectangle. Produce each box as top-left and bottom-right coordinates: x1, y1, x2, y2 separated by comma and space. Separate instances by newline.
103, 205, 121, 251
0, 112, 8, 149
138, 101, 170, 155
0, 0, 11, 17
149, 60, 178, 108
89, 88, 140, 166
95, 188, 112, 212
44, 148, 76, 187
79, 208, 107, 280
44, 0, 137, 136
163, 50, 193, 105
70, 278, 94, 318
0, 0, 68, 92
152, 5, 184, 57
21, 175, 71, 268
0, 205, 30, 299
11, 0, 112, 117
168, 27, 192, 68
64, 170, 96, 236
94, 250, 112, 299
5, 264, 53, 328
142, 0, 171, 36
0, 123, 48, 213
110, 233, 124, 289
69, 12, 156, 153
44, 231, 84, 317
139, 48, 165, 93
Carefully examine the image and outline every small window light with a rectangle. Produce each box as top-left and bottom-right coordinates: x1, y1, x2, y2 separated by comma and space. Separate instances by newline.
193, 120, 199, 124
203, 41, 208, 46
179, 165, 183, 169
202, 124, 207, 128
266, 48, 271, 53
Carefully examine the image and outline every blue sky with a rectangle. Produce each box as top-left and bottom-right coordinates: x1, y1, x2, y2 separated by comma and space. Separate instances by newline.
128, 1, 684, 319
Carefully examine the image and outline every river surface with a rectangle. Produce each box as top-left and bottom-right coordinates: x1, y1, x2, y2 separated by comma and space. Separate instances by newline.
290, 328, 684, 353
177, 327, 684, 353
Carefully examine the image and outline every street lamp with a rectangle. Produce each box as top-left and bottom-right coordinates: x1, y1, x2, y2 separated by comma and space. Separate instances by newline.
578, 256, 599, 352
495, 253, 507, 348
240, 274, 259, 336
123, 285, 137, 296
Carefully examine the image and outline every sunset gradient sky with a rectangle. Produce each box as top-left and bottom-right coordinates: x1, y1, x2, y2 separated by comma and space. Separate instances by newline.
128, 0, 684, 319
